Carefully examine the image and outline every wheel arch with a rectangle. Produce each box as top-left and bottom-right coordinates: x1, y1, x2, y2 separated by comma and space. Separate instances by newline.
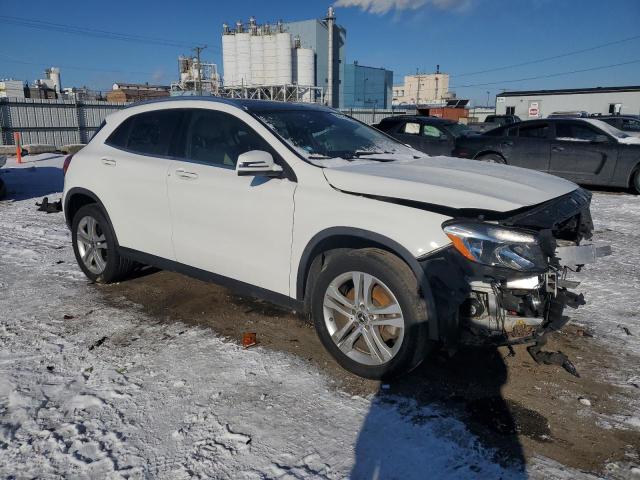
627, 161, 640, 190
64, 187, 115, 236
295, 227, 438, 339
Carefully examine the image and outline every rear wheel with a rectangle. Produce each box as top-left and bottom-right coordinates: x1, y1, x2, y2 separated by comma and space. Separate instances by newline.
631, 168, 640, 195
477, 153, 506, 164
71, 204, 134, 283
311, 248, 433, 379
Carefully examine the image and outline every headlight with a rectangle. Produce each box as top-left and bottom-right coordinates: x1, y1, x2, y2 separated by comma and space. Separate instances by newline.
443, 222, 547, 271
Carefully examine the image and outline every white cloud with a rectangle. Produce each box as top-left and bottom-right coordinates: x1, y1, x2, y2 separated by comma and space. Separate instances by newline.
334, 0, 471, 14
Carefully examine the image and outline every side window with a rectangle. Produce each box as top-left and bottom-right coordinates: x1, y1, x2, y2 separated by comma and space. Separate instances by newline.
518, 123, 549, 138
401, 122, 420, 135
555, 123, 600, 142
422, 125, 444, 138
106, 110, 185, 156
185, 110, 271, 167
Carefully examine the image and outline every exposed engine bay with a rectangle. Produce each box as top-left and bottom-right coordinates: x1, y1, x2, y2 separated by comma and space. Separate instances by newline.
421, 188, 611, 371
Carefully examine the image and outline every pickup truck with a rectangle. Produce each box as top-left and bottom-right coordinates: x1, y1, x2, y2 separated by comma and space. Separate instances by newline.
468, 114, 522, 133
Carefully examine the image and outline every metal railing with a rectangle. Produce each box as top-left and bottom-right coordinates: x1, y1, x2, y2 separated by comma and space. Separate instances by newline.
339, 108, 408, 125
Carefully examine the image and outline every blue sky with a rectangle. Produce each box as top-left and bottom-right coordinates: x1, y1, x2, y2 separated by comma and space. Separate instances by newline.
1, 0, 639, 105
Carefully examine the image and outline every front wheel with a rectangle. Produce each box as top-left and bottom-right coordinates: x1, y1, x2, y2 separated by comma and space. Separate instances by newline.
71, 204, 134, 283
311, 248, 433, 380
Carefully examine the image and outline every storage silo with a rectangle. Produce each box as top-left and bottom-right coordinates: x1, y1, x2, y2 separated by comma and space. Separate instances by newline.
250, 33, 264, 86
235, 31, 252, 86
263, 33, 277, 85
276, 32, 292, 85
296, 48, 315, 101
221, 31, 236, 86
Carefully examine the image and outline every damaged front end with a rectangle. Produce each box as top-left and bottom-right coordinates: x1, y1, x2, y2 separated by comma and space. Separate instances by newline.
422, 188, 611, 370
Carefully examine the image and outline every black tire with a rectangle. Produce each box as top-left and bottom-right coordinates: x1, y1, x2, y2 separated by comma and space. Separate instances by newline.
631, 168, 640, 195
71, 204, 134, 283
477, 153, 506, 164
311, 248, 434, 380
0, 178, 6, 200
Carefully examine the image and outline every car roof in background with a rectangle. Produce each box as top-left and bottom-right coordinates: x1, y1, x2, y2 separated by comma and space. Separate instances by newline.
379, 115, 456, 124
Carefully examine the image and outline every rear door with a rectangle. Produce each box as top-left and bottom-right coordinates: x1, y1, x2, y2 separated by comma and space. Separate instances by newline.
394, 121, 423, 151
549, 121, 618, 184
166, 107, 296, 296
100, 109, 186, 259
501, 122, 551, 171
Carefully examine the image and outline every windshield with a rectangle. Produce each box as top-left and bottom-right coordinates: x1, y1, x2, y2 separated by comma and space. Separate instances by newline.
583, 118, 631, 139
253, 109, 417, 161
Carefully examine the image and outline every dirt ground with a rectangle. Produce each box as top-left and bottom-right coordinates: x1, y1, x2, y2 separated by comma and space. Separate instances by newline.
102, 269, 640, 476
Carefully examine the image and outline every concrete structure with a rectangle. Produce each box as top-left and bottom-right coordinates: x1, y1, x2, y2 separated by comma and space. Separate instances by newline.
107, 83, 170, 103
221, 10, 346, 107
0, 80, 25, 98
393, 72, 450, 106
343, 62, 393, 109
496, 86, 640, 119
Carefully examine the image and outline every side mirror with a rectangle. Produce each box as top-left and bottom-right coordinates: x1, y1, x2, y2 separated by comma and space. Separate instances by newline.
236, 150, 284, 177
592, 134, 609, 144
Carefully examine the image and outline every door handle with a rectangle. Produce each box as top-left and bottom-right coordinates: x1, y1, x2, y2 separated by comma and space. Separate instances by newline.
552, 146, 565, 152
175, 169, 199, 180
500, 141, 513, 147
101, 157, 116, 166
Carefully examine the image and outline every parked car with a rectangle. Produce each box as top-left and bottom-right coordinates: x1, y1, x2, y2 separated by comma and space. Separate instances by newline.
467, 114, 521, 133
547, 111, 590, 118
591, 115, 640, 135
63, 98, 608, 379
453, 118, 640, 193
372, 115, 476, 156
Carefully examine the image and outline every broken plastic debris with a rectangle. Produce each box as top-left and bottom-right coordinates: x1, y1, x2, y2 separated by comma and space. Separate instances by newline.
579, 397, 591, 406
242, 332, 257, 349
63, 314, 75, 320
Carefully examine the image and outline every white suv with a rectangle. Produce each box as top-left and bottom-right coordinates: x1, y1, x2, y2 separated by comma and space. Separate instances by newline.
62, 98, 608, 379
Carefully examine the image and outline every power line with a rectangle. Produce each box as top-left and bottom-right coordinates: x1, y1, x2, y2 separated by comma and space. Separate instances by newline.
450, 59, 640, 89
451, 34, 640, 78
0, 15, 214, 50
0, 51, 166, 77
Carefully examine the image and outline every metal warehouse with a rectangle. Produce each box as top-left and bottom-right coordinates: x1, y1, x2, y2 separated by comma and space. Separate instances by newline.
495, 85, 640, 119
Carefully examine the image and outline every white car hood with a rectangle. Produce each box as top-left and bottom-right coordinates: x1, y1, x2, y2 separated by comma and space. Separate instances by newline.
322, 156, 578, 213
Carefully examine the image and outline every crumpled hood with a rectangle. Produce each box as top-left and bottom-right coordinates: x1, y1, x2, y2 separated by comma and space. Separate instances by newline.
322, 156, 578, 213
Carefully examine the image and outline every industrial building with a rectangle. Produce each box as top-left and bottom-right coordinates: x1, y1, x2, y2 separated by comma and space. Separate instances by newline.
496, 86, 640, 119
171, 55, 220, 96
220, 8, 345, 106
106, 83, 170, 103
393, 70, 450, 106
0, 80, 25, 99
343, 62, 393, 109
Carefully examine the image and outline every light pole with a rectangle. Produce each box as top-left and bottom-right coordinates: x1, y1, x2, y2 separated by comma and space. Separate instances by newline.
363, 77, 368, 109
486, 90, 490, 107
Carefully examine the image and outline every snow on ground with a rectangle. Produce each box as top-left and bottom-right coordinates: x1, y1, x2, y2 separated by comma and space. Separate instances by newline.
0, 155, 635, 479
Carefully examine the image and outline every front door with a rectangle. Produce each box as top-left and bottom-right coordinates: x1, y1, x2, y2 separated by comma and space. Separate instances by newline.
549, 121, 618, 184
167, 108, 296, 296
420, 124, 454, 155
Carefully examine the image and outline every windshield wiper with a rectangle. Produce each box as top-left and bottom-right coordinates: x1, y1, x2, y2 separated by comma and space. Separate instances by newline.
352, 150, 392, 157
307, 154, 335, 159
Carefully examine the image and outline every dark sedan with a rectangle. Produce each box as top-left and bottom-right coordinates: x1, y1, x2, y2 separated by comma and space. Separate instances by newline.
592, 115, 640, 134
452, 118, 640, 193
373, 115, 476, 156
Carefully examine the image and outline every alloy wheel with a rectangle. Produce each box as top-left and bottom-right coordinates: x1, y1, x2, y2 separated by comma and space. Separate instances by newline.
323, 271, 405, 366
76, 215, 108, 275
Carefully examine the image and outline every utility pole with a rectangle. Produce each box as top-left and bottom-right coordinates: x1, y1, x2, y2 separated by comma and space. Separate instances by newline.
192, 45, 207, 96
415, 68, 421, 106
486, 90, 490, 107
